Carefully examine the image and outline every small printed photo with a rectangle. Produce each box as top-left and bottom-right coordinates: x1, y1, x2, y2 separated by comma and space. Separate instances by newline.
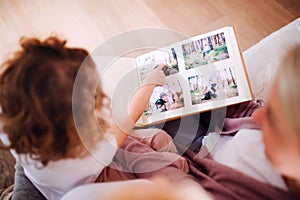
182, 32, 229, 70
189, 66, 238, 105
144, 80, 184, 116
137, 48, 179, 81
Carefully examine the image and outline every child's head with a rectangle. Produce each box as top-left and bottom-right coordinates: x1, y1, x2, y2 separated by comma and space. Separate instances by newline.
0, 36, 109, 166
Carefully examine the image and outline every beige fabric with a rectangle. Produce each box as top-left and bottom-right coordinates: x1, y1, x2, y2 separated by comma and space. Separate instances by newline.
0, 184, 14, 200
0, 140, 15, 198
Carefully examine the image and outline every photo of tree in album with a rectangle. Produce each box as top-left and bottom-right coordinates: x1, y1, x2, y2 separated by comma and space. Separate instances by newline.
143, 79, 184, 117
189, 66, 238, 105
136, 48, 179, 82
182, 32, 229, 70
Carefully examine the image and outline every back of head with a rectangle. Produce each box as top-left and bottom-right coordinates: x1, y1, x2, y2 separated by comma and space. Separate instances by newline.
0, 37, 108, 166
155, 98, 165, 106
277, 45, 300, 135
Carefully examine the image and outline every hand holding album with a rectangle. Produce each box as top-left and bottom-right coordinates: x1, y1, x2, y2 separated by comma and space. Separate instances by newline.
141, 64, 167, 87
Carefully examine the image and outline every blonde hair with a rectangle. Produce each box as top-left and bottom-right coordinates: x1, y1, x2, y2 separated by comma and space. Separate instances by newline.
277, 45, 300, 134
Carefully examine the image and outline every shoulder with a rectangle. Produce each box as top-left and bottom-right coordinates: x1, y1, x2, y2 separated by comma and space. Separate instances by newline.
214, 129, 263, 163
215, 129, 287, 190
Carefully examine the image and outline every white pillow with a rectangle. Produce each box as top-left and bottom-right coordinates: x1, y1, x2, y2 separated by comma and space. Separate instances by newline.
243, 17, 300, 101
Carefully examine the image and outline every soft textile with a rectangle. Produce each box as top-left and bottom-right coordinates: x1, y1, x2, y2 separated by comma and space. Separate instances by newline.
97, 100, 300, 200
214, 129, 287, 190
1, 133, 117, 200
99, 133, 300, 200
0, 142, 15, 198
9, 100, 300, 200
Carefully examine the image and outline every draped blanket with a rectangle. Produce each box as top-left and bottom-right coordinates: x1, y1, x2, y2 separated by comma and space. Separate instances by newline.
97, 100, 300, 200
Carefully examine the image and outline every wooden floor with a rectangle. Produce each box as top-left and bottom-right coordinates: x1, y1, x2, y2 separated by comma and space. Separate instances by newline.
0, 0, 299, 63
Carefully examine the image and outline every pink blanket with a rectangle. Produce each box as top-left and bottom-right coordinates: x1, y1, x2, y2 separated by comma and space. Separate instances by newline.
97, 100, 300, 199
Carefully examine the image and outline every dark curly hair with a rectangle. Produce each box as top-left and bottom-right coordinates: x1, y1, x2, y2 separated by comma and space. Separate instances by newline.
0, 36, 110, 166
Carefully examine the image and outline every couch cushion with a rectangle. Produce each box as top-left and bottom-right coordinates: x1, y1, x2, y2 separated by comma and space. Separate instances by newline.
0, 141, 15, 196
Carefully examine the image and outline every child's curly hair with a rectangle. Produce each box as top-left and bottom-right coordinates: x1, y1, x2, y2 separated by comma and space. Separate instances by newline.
0, 36, 110, 166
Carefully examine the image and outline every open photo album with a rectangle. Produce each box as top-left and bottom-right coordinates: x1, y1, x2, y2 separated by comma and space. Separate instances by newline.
101, 26, 253, 127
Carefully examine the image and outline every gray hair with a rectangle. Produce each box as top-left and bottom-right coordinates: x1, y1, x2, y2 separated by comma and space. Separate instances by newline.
277, 45, 300, 134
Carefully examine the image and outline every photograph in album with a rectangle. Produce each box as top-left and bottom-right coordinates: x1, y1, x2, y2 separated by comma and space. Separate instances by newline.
144, 79, 185, 117
188, 66, 238, 105
182, 32, 229, 70
136, 47, 180, 82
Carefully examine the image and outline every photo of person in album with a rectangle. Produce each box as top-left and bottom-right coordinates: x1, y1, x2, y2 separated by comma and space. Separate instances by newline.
189, 66, 238, 105
145, 80, 184, 115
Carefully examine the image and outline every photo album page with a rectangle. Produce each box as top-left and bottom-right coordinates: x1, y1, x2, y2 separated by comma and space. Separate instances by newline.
135, 26, 253, 126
